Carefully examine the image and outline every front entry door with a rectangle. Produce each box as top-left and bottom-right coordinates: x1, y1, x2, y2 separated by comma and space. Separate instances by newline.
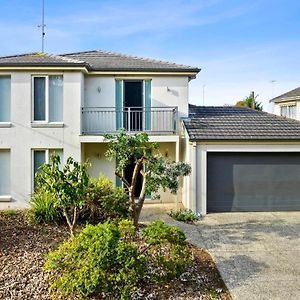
124, 81, 143, 131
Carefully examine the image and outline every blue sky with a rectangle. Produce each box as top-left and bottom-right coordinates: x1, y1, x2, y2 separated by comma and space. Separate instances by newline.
0, 0, 300, 111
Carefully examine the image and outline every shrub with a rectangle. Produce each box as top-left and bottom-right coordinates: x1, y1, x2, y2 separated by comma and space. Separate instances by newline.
81, 176, 129, 223
44, 221, 146, 299
169, 208, 201, 223
45, 220, 192, 299
29, 189, 63, 224
141, 220, 192, 283
36, 155, 90, 235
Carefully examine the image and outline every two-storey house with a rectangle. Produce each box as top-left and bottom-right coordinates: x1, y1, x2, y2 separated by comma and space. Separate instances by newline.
0, 50, 200, 208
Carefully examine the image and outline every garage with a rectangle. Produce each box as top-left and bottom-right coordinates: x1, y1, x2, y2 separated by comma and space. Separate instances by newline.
183, 105, 300, 214
207, 152, 300, 212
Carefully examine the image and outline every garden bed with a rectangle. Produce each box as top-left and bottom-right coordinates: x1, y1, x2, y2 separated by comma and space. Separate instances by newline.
0, 211, 231, 300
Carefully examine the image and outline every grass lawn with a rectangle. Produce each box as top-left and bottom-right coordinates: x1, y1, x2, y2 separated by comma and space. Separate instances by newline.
0, 211, 232, 300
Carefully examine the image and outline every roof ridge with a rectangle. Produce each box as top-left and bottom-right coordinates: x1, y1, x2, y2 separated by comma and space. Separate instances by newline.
0, 52, 43, 59
61, 49, 198, 69
48, 53, 86, 64
98, 49, 196, 69
58, 49, 99, 56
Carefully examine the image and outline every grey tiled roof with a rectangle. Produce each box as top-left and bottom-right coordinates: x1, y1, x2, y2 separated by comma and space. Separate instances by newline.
183, 105, 300, 141
270, 86, 300, 102
60, 50, 200, 72
0, 52, 85, 67
0, 50, 200, 73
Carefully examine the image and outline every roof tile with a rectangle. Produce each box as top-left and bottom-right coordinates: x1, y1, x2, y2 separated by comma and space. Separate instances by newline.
184, 105, 300, 141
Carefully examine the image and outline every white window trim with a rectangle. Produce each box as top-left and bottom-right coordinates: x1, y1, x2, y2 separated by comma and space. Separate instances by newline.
31, 74, 63, 124
0, 75, 11, 123
0, 122, 12, 128
280, 103, 296, 118
0, 148, 11, 200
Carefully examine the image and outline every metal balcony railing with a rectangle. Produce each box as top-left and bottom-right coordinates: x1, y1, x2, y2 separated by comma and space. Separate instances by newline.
81, 106, 178, 135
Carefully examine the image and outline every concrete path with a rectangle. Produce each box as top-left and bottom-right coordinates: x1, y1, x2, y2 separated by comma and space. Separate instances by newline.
141, 204, 300, 300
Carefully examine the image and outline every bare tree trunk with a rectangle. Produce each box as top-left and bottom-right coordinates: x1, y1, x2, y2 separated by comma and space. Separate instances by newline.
128, 187, 137, 227
136, 175, 147, 222
130, 158, 143, 227
63, 208, 74, 236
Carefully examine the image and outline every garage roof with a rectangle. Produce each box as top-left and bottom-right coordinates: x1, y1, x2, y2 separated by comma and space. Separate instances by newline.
183, 105, 300, 141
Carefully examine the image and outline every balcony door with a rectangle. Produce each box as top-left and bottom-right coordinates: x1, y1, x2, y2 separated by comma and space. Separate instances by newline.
123, 81, 143, 131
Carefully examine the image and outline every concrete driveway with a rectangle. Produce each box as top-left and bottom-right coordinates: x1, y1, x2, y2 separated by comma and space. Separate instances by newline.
141, 205, 300, 300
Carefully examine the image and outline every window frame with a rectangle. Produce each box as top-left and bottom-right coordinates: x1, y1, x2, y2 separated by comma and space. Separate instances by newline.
280, 103, 297, 119
31, 149, 63, 191
0, 149, 11, 200
0, 74, 12, 124
31, 74, 63, 123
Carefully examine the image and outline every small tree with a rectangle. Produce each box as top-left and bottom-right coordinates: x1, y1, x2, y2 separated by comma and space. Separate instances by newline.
235, 96, 263, 111
105, 130, 191, 227
36, 156, 90, 235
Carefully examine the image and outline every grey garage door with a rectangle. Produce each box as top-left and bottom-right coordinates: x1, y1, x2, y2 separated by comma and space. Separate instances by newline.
207, 152, 300, 212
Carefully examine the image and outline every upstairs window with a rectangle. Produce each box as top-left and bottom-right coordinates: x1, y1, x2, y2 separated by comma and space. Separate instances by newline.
280, 104, 296, 119
33, 75, 63, 122
0, 76, 11, 122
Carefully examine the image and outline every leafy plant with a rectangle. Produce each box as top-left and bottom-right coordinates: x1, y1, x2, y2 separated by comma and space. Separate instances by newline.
29, 188, 63, 224
35, 155, 90, 235
105, 130, 191, 227
81, 176, 129, 223
235, 95, 263, 111
169, 208, 201, 223
141, 220, 192, 283
44, 221, 146, 299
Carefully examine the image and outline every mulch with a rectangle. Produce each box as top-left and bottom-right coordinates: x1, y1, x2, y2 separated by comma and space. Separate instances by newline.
0, 211, 232, 300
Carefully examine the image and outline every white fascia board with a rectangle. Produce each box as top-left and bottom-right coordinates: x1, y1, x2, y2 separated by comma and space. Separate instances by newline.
79, 134, 179, 143
201, 143, 300, 152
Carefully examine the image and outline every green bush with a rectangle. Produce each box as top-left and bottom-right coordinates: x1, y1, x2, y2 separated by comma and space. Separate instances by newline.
169, 208, 201, 223
81, 176, 129, 223
44, 221, 146, 299
45, 220, 192, 299
29, 189, 63, 224
141, 220, 192, 283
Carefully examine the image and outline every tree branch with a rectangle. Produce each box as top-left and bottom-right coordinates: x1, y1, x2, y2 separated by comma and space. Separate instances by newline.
115, 171, 130, 188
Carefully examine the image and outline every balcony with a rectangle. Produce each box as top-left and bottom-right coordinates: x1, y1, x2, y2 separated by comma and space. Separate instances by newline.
81, 106, 178, 135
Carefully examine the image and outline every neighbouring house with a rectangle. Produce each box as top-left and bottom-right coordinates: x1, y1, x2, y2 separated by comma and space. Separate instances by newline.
270, 86, 300, 120
0, 50, 200, 208
183, 105, 300, 213
1, 50, 300, 214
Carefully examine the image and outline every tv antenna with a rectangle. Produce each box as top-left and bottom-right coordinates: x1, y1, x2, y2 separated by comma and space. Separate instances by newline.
38, 0, 46, 52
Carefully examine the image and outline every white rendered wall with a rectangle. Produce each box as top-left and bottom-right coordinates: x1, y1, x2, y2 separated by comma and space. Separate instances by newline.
151, 76, 189, 119
84, 76, 115, 107
84, 75, 189, 115
83, 75, 189, 133
0, 71, 82, 209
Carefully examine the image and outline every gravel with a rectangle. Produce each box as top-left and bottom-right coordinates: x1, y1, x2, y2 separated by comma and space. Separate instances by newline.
0, 211, 231, 300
